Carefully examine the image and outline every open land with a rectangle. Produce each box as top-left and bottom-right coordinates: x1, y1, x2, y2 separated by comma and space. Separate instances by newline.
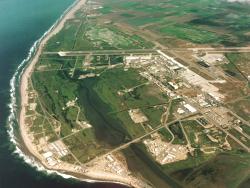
19, 0, 250, 188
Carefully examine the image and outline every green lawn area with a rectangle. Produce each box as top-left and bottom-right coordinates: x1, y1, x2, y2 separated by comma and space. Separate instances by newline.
115, 111, 146, 138
99, 6, 113, 14
36, 55, 71, 71
93, 67, 146, 110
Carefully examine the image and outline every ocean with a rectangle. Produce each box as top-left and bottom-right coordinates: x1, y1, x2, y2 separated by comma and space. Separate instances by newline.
0, 0, 128, 188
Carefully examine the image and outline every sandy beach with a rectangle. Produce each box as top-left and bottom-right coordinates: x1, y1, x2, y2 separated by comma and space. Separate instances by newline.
18, 0, 145, 187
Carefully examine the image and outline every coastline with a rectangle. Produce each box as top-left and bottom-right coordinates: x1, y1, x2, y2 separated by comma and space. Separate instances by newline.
15, 0, 133, 187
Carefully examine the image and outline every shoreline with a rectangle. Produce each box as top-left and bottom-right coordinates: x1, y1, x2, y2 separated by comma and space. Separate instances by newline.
16, 0, 133, 187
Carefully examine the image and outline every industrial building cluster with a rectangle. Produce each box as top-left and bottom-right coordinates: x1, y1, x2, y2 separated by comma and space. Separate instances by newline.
143, 133, 188, 164
42, 140, 69, 166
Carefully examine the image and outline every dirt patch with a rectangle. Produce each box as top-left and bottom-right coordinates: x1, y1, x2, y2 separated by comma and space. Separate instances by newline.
129, 109, 148, 123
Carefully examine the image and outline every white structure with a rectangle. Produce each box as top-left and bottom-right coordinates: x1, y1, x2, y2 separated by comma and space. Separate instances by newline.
184, 104, 197, 113
177, 108, 185, 114
58, 51, 67, 57
168, 82, 179, 90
